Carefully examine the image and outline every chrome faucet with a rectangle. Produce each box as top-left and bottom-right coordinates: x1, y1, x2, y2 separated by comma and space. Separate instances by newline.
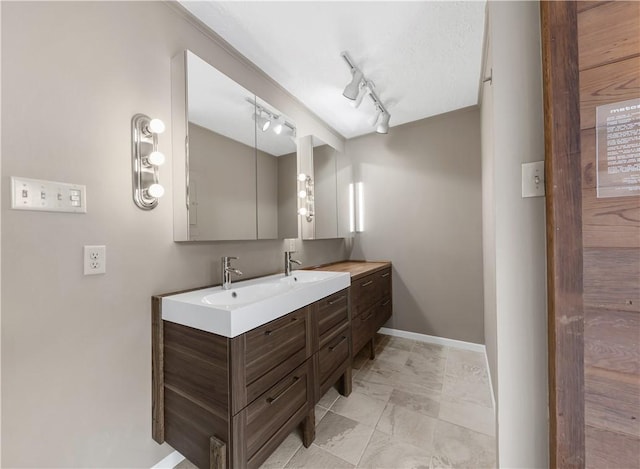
284, 251, 302, 276
221, 256, 243, 290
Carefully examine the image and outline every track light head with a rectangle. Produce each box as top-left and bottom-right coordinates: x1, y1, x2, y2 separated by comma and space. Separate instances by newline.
376, 111, 390, 134
343, 68, 364, 100
353, 81, 375, 108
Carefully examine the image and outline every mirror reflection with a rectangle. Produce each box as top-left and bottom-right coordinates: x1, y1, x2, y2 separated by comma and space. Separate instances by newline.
172, 50, 298, 241
255, 96, 298, 240
298, 136, 353, 240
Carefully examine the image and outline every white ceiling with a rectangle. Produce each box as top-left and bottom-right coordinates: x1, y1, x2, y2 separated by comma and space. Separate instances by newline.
180, 1, 486, 139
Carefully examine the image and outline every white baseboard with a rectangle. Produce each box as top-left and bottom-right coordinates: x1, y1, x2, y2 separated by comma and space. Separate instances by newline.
378, 327, 485, 353
151, 450, 185, 469
484, 349, 497, 411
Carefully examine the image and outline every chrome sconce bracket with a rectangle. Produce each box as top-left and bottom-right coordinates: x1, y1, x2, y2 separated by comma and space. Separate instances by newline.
131, 113, 165, 210
297, 173, 314, 222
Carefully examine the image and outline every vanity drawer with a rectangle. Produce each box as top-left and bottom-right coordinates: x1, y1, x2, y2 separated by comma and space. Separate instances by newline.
245, 360, 312, 459
378, 268, 392, 297
351, 273, 378, 313
245, 307, 311, 388
352, 305, 375, 354
374, 296, 392, 330
317, 329, 350, 386
315, 289, 349, 349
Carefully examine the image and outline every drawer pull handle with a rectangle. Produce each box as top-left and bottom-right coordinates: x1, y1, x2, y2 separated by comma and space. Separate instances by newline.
266, 376, 300, 405
362, 280, 374, 287
382, 299, 391, 306
381, 272, 390, 278
264, 317, 299, 335
329, 336, 347, 352
328, 295, 346, 305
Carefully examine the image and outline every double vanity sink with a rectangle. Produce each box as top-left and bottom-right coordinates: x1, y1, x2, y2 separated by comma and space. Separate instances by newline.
161, 270, 350, 337
152, 260, 392, 469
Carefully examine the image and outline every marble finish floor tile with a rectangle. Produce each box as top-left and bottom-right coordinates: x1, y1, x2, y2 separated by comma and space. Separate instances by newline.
430, 420, 496, 468
352, 378, 394, 402
438, 398, 496, 437
260, 430, 303, 469
376, 402, 437, 452
314, 411, 375, 465
388, 388, 440, 418
317, 386, 340, 409
357, 430, 431, 469
330, 391, 388, 427
442, 373, 493, 409
412, 341, 448, 359
315, 405, 328, 426
375, 335, 415, 352
374, 346, 412, 366
285, 444, 354, 468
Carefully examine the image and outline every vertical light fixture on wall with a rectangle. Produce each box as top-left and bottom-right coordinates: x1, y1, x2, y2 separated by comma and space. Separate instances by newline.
348, 182, 355, 233
297, 173, 314, 222
131, 113, 165, 210
355, 182, 365, 232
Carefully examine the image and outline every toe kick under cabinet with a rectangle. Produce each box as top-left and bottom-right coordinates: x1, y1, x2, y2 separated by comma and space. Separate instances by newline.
151, 287, 352, 469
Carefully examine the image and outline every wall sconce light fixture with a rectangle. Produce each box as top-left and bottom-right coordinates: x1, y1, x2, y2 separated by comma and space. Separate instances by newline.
132, 113, 165, 210
297, 173, 314, 222
341, 51, 391, 135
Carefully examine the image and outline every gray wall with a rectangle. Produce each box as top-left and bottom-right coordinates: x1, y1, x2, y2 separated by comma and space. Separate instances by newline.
347, 107, 484, 344
1, 2, 348, 467
188, 123, 257, 240
277, 153, 298, 239
481, 1, 548, 466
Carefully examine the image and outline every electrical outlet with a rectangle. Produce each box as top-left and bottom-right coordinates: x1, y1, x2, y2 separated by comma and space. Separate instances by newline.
84, 245, 106, 275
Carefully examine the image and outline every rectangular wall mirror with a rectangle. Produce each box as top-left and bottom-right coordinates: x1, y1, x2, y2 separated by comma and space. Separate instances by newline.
171, 50, 298, 241
298, 136, 353, 240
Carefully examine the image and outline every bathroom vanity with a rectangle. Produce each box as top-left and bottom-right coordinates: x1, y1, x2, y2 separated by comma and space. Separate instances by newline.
151, 262, 391, 469
307, 261, 393, 360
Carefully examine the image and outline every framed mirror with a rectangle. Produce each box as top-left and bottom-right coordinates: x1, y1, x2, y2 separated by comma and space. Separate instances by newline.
298, 136, 353, 240
171, 50, 298, 241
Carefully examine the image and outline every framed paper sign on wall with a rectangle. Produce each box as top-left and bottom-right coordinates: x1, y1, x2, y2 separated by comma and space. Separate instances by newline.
596, 97, 640, 198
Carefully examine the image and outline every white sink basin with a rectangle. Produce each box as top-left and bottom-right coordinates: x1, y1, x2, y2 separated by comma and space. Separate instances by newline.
162, 270, 351, 337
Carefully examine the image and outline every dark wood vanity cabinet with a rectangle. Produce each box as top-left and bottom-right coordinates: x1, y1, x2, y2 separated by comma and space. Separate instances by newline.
152, 288, 352, 469
350, 266, 393, 358
312, 289, 351, 402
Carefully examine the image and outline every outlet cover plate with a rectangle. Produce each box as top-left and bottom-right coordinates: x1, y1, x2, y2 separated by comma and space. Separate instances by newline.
84, 245, 106, 275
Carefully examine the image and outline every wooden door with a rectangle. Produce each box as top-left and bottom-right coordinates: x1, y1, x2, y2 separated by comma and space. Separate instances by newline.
542, 1, 640, 467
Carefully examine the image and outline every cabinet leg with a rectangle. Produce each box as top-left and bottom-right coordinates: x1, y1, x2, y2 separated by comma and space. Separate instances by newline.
369, 338, 376, 360
301, 408, 315, 448
338, 366, 352, 397
209, 436, 226, 469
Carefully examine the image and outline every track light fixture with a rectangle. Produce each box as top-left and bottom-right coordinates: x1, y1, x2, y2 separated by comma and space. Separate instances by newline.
340, 51, 391, 134
248, 99, 296, 138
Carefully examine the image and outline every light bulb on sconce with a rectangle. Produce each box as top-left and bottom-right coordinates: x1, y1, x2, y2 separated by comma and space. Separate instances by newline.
148, 118, 165, 134
298, 173, 308, 182
148, 151, 166, 166
132, 113, 164, 210
298, 207, 308, 216
298, 190, 307, 199
147, 183, 165, 198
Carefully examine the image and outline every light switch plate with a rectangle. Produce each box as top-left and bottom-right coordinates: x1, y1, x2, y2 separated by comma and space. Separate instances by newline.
11, 176, 86, 213
522, 161, 545, 198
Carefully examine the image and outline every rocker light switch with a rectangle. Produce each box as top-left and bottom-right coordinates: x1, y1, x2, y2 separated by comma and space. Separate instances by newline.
522, 161, 545, 198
